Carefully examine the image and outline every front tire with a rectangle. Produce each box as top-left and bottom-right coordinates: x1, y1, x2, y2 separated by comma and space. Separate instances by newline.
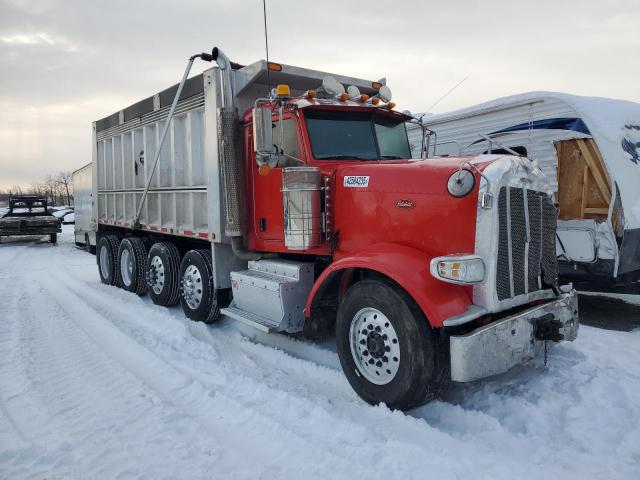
336, 278, 446, 410
147, 242, 182, 307
179, 249, 220, 323
97, 234, 120, 285
50, 233, 57, 243
117, 237, 148, 295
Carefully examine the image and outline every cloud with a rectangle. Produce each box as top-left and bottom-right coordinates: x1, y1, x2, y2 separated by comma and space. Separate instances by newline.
0, 32, 78, 51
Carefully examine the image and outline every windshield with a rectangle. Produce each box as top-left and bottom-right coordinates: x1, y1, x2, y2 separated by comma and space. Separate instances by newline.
304, 110, 411, 160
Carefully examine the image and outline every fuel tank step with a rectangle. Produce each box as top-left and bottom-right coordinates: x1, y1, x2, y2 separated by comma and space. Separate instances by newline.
220, 305, 279, 333
222, 259, 315, 333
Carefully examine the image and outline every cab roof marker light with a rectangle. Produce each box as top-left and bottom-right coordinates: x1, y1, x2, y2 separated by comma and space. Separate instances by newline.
378, 85, 392, 103
321, 76, 345, 96
370, 97, 381, 105
339, 92, 350, 102
359, 94, 370, 102
347, 85, 361, 100
267, 62, 283, 71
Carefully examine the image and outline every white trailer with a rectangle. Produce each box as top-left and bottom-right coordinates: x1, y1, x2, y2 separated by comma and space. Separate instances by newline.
73, 163, 95, 252
408, 92, 640, 293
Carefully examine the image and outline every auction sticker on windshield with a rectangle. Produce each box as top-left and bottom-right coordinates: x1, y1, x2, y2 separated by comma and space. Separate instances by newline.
343, 176, 370, 188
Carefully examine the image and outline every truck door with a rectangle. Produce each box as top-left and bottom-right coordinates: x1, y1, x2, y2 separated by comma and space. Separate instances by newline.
251, 115, 305, 242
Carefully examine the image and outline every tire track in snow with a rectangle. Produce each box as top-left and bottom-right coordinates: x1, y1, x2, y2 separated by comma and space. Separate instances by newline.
34, 270, 373, 480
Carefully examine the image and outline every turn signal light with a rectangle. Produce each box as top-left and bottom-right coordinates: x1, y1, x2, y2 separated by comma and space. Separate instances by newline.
430, 255, 486, 285
258, 164, 271, 176
275, 84, 291, 97
267, 62, 283, 71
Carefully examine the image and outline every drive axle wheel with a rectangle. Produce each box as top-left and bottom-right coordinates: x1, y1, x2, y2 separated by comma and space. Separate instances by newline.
97, 234, 120, 285
336, 278, 446, 410
147, 242, 181, 307
117, 237, 148, 295
179, 249, 220, 324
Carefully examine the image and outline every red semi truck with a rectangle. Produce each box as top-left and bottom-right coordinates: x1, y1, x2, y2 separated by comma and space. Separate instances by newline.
92, 48, 578, 410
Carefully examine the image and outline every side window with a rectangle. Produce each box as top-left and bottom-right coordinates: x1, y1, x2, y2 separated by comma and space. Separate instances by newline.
272, 118, 301, 167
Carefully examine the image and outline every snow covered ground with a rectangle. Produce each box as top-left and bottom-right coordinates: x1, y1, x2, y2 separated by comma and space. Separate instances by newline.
0, 226, 639, 479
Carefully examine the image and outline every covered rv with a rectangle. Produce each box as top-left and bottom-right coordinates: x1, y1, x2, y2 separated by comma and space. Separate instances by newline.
407, 92, 640, 292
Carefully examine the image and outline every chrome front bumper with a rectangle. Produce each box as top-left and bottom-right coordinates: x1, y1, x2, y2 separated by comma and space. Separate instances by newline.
449, 290, 579, 382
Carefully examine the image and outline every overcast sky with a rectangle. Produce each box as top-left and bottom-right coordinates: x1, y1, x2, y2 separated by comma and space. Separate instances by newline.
1, 0, 639, 190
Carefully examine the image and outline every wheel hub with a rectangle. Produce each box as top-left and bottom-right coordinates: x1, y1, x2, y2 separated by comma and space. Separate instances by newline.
148, 255, 165, 295
349, 307, 401, 385
366, 332, 386, 358
120, 249, 133, 286
182, 265, 203, 310
99, 245, 110, 278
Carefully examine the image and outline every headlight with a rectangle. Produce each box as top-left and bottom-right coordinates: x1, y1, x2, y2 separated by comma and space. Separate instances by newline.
430, 255, 485, 285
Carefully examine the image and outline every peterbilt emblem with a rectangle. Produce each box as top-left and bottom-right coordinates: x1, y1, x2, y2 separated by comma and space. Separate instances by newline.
395, 199, 415, 209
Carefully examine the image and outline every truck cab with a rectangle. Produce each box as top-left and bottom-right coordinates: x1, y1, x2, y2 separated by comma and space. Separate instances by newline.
92, 48, 579, 410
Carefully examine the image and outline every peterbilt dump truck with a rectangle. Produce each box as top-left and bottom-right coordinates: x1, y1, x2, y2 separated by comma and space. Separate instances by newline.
0, 196, 61, 243
92, 47, 578, 410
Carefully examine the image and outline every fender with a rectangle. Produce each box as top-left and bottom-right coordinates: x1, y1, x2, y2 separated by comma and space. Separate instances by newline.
305, 242, 472, 328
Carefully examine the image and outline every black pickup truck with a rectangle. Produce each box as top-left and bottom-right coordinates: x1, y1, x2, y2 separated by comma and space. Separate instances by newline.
0, 196, 62, 243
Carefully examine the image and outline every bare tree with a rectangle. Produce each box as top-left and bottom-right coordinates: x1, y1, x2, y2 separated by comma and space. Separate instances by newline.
56, 171, 73, 206
30, 180, 45, 198
9, 185, 23, 196
43, 175, 57, 206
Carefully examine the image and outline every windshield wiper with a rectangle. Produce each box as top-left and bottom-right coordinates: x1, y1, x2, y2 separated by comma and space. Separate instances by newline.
315, 155, 374, 160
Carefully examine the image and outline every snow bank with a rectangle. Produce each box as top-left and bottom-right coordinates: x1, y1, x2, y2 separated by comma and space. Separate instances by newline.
0, 225, 638, 479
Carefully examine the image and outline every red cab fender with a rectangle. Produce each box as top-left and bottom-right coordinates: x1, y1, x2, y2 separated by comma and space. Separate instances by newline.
305, 242, 472, 328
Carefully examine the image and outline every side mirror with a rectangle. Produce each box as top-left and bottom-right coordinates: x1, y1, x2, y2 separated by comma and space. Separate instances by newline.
253, 106, 275, 164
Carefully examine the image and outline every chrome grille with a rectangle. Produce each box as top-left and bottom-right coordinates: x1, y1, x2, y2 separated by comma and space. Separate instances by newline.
496, 187, 559, 300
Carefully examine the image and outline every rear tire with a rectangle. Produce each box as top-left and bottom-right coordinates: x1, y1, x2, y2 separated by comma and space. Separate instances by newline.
50, 233, 57, 244
147, 242, 182, 307
179, 249, 220, 323
335, 278, 446, 410
117, 237, 148, 295
97, 234, 120, 285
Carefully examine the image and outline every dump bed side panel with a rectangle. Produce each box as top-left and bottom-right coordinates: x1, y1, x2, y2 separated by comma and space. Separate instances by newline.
94, 85, 213, 240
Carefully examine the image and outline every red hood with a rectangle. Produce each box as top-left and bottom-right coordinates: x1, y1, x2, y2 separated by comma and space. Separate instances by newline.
332, 155, 491, 259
